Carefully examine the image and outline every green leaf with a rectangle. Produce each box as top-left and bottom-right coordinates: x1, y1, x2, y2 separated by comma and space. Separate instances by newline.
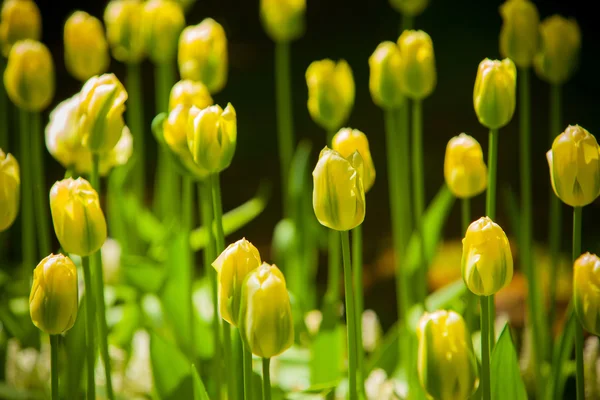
0, 383, 44, 399
310, 325, 344, 386
191, 365, 210, 400
150, 332, 194, 400
121, 255, 166, 293
425, 279, 467, 312
366, 321, 399, 376
108, 303, 142, 349
491, 324, 527, 400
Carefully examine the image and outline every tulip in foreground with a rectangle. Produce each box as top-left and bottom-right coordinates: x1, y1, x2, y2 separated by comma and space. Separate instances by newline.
332, 128, 376, 192
142, 0, 185, 64
368, 41, 404, 109
0, 149, 19, 232
444, 133, 487, 199
473, 58, 517, 130
534, 15, 581, 85
397, 30, 436, 100
104, 0, 146, 63
260, 0, 306, 42
0, 0, 41, 57
574, 253, 600, 336
64, 11, 109, 81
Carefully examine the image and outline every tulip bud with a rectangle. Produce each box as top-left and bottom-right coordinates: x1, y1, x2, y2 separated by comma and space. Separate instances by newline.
260, 0, 306, 43
473, 58, 517, 130
332, 128, 376, 192
499, 0, 540, 68
313, 147, 365, 231
50, 178, 107, 257
0, 0, 41, 57
212, 238, 262, 326
238, 262, 294, 358
3, 40, 54, 112
142, 0, 185, 64
389, 0, 430, 17
306, 59, 355, 132
104, 0, 145, 63
0, 149, 19, 232
178, 18, 228, 94
574, 253, 600, 335
369, 42, 404, 109
462, 216, 513, 296
547, 125, 600, 207
64, 11, 110, 82
417, 310, 479, 400
29, 254, 79, 335
79, 73, 128, 153
169, 80, 213, 112
397, 30, 436, 100
534, 16, 581, 85
444, 133, 487, 199
187, 103, 236, 174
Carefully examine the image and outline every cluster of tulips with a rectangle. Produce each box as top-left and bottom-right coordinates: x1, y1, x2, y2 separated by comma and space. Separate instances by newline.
0, 0, 597, 399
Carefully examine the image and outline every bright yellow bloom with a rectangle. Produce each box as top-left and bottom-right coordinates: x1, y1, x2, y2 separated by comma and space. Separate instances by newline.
168, 80, 213, 112
29, 254, 78, 335
312, 147, 365, 231
462, 216, 513, 296
574, 253, 600, 335
260, 0, 306, 42
238, 262, 294, 358
397, 30, 436, 100
104, 0, 145, 63
444, 133, 487, 199
547, 125, 600, 207
389, 0, 429, 16
369, 41, 404, 109
178, 19, 228, 94
332, 128, 376, 192
534, 15, 581, 85
3, 39, 54, 111
64, 11, 109, 82
473, 58, 517, 130
0, 149, 19, 232
499, 0, 540, 68
212, 238, 262, 326
306, 59, 355, 133
142, 0, 185, 64
50, 178, 107, 257
417, 310, 479, 400
0, 0, 41, 57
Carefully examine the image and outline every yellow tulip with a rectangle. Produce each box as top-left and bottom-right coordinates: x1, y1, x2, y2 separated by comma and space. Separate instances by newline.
573, 253, 600, 335
397, 30, 436, 100
0, 149, 19, 232
0, 0, 41, 57
142, 0, 185, 64
444, 133, 487, 199
260, 0, 306, 42
64, 11, 110, 82
332, 128, 376, 192
499, 0, 540, 68
169, 80, 213, 112
369, 41, 404, 109
534, 15, 581, 85
104, 0, 145, 63
473, 58, 517, 130
389, 0, 429, 16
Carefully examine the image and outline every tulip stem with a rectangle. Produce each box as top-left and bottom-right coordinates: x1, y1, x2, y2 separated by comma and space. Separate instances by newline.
411, 99, 426, 303
126, 62, 145, 208
486, 128, 498, 348
325, 231, 341, 309
480, 295, 492, 400
275, 41, 294, 215
262, 358, 271, 400
30, 112, 51, 257
243, 342, 253, 400
352, 225, 365, 398
81, 256, 96, 400
183, 176, 195, 362
0, 57, 7, 150
573, 206, 584, 400
341, 230, 358, 400
50, 335, 59, 400
18, 108, 35, 275
462, 198, 476, 331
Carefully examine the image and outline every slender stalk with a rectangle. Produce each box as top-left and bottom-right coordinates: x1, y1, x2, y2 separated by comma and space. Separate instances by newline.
480, 295, 491, 400
462, 198, 476, 331
275, 41, 294, 213
243, 343, 253, 400
50, 335, 59, 400
573, 206, 584, 400
325, 231, 341, 306
341, 230, 358, 399
0, 57, 7, 150
183, 177, 195, 361
82, 256, 96, 400
486, 128, 499, 347
352, 226, 365, 397
126, 63, 145, 204
400, 14, 414, 33
30, 112, 51, 257
18, 108, 35, 274
262, 358, 271, 400
411, 100, 426, 303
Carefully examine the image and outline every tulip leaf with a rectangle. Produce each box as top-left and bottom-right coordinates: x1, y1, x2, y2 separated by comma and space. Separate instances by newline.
366, 321, 399, 376
191, 365, 210, 400
121, 255, 166, 293
310, 325, 345, 385
425, 279, 467, 312
0, 384, 44, 399
491, 323, 527, 400
150, 331, 194, 400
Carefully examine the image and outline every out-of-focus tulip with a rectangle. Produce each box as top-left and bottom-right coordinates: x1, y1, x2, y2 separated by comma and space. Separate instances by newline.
473, 58, 517, 130
0, 149, 19, 232
168, 79, 213, 112
389, 0, 429, 16
0, 0, 41, 57
104, 0, 145, 63
306, 59, 355, 133
64, 11, 110, 82
29, 254, 78, 335
187, 103, 236, 174
369, 41, 404, 109
444, 133, 487, 199
397, 30, 436, 100
49, 178, 107, 257
417, 310, 479, 400
260, 0, 306, 42
547, 125, 600, 207
142, 0, 185, 64
462, 216, 513, 296
312, 147, 365, 231
534, 15, 581, 85
238, 262, 294, 358
212, 238, 262, 326
574, 253, 600, 335
3, 39, 54, 111
79, 73, 128, 153
332, 128, 376, 192
178, 18, 228, 94
499, 0, 540, 68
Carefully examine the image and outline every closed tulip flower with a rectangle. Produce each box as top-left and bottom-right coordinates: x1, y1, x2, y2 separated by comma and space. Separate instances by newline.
332, 128, 376, 192
0, 0, 41, 57
574, 253, 600, 335
397, 30, 436, 100
306, 59, 355, 132
369, 41, 404, 109
444, 133, 487, 199
178, 19, 228, 94
389, 0, 429, 16
417, 310, 479, 400
29, 254, 79, 335
64, 11, 110, 82
212, 238, 262, 326
462, 216, 513, 296
473, 58, 517, 130
0, 149, 19, 232
3, 40, 54, 111
534, 16, 581, 85
169, 80, 213, 112
499, 0, 540, 68
142, 0, 185, 64
238, 262, 294, 358
104, 0, 145, 63
50, 178, 107, 257
313, 147, 365, 231
547, 125, 600, 207
260, 0, 306, 42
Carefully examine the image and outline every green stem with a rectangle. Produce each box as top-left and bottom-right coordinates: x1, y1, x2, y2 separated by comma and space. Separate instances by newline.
462, 198, 476, 331
126, 63, 145, 204
400, 14, 414, 33
183, 177, 195, 361
325, 231, 341, 307
243, 342, 253, 400
82, 256, 96, 400
573, 206, 584, 400
262, 358, 271, 400
275, 41, 294, 214
18, 108, 35, 274
341, 230, 358, 400
486, 128, 499, 347
223, 324, 236, 400
0, 57, 7, 150
50, 335, 59, 400
411, 100, 426, 303
30, 112, 51, 257
352, 226, 365, 397
480, 295, 491, 400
